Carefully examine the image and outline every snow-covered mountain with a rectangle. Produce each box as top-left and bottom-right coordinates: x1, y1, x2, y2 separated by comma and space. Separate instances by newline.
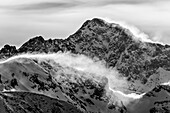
0, 53, 128, 113
0, 18, 170, 113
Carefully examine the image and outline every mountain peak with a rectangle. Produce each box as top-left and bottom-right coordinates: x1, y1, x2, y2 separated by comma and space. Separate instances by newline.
80, 18, 108, 29
28, 36, 45, 42
91, 18, 106, 26
18, 36, 45, 53
0, 44, 18, 58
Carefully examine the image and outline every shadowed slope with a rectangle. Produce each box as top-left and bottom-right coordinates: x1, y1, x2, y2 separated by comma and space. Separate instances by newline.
0, 91, 83, 113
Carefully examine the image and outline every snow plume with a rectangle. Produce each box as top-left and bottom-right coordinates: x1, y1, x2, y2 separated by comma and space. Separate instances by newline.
108, 87, 146, 106
161, 81, 170, 86
0, 52, 145, 106
100, 17, 165, 45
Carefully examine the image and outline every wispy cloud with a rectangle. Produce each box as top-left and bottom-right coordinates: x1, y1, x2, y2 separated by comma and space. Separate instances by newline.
18, 2, 78, 11
103, 0, 169, 4
0, 1, 80, 11
0, 0, 170, 47
0, 0, 169, 11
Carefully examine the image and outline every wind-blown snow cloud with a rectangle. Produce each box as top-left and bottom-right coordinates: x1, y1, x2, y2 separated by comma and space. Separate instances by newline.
102, 17, 166, 45
0, 52, 145, 106
0, 52, 128, 90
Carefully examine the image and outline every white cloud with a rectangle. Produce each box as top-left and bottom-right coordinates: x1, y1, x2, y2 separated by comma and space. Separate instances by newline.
0, 52, 145, 106
0, 0, 170, 46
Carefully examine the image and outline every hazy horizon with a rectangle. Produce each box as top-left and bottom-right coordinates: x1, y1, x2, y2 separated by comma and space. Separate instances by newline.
0, 0, 170, 48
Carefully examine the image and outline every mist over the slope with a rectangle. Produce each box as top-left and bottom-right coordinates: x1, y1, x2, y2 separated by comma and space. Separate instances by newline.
0, 52, 146, 106
100, 17, 165, 45
0, 52, 127, 90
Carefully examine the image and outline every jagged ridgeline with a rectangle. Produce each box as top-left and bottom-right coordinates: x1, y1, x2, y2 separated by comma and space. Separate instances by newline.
0, 18, 170, 113
1, 18, 170, 92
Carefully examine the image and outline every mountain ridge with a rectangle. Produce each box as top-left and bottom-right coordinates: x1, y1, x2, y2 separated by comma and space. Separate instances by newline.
1, 18, 169, 58
0, 18, 170, 113
0, 52, 170, 113
0, 18, 170, 93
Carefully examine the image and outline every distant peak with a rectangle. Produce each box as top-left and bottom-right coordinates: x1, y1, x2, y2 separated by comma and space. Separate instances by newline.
18, 36, 45, 53
29, 36, 44, 42
80, 18, 107, 29
0, 44, 17, 57
91, 18, 106, 25
3, 44, 15, 49
1, 44, 16, 51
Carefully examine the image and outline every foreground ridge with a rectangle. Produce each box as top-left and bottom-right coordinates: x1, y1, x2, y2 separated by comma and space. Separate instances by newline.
0, 53, 170, 113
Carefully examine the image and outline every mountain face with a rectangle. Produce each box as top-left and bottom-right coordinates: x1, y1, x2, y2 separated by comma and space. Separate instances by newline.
0, 18, 170, 113
0, 55, 170, 113
1, 18, 170, 93
0, 91, 83, 113
0, 55, 125, 113
127, 85, 170, 113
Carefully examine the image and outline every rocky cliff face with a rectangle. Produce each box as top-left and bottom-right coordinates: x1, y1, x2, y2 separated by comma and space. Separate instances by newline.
0, 18, 170, 113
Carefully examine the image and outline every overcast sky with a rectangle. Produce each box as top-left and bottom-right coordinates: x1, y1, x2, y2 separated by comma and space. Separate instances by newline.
0, 0, 170, 47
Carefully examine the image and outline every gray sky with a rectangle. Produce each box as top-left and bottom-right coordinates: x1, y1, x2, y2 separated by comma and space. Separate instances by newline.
0, 0, 170, 48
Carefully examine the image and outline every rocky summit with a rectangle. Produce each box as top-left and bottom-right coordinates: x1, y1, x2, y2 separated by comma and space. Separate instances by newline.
0, 18, 170, 113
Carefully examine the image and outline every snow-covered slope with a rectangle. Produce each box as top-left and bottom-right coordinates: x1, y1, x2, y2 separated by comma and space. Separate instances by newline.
0, 53, 122, 113
0, 91, 83, 113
